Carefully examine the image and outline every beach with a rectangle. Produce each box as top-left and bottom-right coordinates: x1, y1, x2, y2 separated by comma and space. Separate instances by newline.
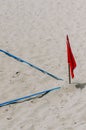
0, 0, 86, 130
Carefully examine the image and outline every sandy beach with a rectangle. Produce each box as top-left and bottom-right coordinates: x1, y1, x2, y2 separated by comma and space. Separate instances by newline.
0, 0, 86, 130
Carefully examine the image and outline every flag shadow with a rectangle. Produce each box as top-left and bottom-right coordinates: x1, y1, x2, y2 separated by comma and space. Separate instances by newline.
75, 83, 86, 89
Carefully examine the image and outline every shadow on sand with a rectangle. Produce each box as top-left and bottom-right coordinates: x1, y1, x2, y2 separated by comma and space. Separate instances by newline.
75, 83, 86, 89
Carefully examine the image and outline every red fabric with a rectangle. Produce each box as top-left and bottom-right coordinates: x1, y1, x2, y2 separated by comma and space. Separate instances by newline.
66, 35, 76, 78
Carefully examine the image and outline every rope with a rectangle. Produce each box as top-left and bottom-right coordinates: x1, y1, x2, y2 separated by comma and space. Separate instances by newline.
0, 87, 61, 107
0, 49, 63, 80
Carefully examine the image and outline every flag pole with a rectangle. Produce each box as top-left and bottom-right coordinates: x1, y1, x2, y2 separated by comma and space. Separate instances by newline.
68, 63, 71, 84
66, 35, 76, 84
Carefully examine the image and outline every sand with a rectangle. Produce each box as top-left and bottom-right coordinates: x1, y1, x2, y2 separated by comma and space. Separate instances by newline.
0, 0, 86, 130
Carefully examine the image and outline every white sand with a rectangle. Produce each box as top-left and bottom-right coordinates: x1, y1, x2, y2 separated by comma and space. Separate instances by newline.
0, 0, 86, 130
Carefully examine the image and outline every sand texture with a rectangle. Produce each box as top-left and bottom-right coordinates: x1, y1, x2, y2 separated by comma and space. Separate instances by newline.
0, 0, 86, 130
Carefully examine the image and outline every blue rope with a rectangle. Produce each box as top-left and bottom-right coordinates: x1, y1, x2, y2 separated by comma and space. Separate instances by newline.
0, 49, 63, 81
0, 87, 61, 107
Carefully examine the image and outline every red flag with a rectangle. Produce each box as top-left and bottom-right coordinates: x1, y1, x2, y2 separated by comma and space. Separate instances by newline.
66, 35, 76, 78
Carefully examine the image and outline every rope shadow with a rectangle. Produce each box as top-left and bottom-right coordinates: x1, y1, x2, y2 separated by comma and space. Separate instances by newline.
8, 92, 49, 106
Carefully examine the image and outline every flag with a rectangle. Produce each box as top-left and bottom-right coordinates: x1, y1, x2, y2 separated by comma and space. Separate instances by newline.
66, 35, 77, 78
